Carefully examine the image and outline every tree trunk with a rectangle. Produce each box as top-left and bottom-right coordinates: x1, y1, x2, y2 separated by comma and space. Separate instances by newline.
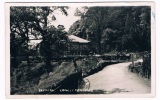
12, 69, 18, 88
97, 27, 102, 54
44, 9, 52, 73
24, 22, 30, 67
45, 54, 52, 72
11, 49, 18, 88
12, 49, 18, 68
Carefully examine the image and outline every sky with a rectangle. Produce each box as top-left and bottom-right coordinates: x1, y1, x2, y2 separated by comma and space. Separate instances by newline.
50, 7, 81, 32
29, 7, 82, 39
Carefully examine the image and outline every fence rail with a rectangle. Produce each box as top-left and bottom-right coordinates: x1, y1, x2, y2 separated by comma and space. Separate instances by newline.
129, 52, 151, 79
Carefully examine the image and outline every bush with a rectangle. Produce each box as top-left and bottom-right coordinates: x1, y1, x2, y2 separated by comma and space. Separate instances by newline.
142, 52, 151, 78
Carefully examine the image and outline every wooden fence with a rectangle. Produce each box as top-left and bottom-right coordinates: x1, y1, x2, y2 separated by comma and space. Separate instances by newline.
129, 52, 151, 79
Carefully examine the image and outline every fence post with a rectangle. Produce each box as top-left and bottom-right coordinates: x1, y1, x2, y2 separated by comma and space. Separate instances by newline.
131, 53, 134, 67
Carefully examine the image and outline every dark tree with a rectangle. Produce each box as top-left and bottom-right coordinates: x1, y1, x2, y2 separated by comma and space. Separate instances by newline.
69, 6, 151, 53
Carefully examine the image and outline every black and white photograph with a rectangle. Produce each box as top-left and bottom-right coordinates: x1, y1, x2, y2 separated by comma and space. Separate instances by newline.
5, 2, 155, 98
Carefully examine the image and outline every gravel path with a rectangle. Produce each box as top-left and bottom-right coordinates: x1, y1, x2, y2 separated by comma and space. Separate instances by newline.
85, 61, 151, 94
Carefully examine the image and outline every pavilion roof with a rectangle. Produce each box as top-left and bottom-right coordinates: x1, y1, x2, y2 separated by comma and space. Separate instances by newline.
68, 35, 90, 43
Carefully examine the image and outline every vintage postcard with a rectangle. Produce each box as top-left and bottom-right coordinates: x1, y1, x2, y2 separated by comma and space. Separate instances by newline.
5, 2, 155, 98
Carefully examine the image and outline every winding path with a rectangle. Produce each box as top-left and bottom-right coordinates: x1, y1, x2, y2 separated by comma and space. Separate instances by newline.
86, 61, 151, 94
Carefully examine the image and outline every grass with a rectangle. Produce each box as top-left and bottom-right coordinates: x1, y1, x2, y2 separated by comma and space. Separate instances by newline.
11, 56, 101, 94
11, 61, 62, 94
38, 62, 76, 90
75, 57, 101, 77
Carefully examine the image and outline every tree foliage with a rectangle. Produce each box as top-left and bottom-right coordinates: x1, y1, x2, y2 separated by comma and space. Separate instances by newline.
10, 6, 68, 72
69, 6, 151, 53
